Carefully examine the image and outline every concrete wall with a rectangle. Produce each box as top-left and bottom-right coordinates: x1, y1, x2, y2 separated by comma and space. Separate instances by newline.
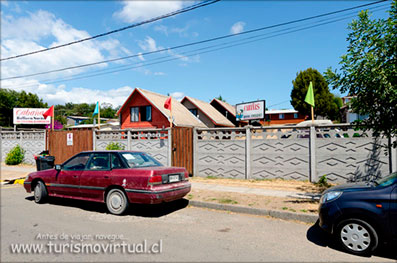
194, 125, 394, 183
1, 131, 46, 165
94, 128, 171, 166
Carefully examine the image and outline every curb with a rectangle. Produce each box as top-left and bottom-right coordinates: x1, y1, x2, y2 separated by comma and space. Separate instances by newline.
0, 178, 25, 185
188, 200, 318, 224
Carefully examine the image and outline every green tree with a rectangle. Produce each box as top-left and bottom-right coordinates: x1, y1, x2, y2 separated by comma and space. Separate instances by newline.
290, 68, 339, 120
215, 95, 226, 102
100, 102, 117, 118
0, 89, 47, 127
326, 1, 396, 147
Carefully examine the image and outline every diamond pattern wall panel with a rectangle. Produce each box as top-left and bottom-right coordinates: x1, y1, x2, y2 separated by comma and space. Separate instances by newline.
1, 132, 45, 165
316, 127, 389, 183
95, 130, 169, 166
251, 128, 310, 180
196, 129, 246, 179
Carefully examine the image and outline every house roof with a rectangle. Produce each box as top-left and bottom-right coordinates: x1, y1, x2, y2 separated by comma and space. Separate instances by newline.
117, 88, 206, 128
210, 98, 236, 117
182, 96, 234, 127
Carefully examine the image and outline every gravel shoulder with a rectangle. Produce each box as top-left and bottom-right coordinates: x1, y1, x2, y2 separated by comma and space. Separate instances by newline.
189, 177, 330, 215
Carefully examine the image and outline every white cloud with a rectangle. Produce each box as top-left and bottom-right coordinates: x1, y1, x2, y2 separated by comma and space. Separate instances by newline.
1, 10, 132, 80
0, 10, 136, 107
154, 72, 165, 76
138, 36, 160, 52
170, 91, 185, 101
138, 52, 145, 61
113, 1, 191, 23
3, 77, 134, 107
230, 21, 246, 35
1, 1, 9, 7
154, 22, 199, 38
154, 25, 169, 36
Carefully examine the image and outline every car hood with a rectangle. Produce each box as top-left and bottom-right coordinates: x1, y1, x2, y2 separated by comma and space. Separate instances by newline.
324, 182, 374, 194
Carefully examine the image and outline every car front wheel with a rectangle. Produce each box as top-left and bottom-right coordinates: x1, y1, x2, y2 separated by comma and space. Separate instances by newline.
34, 181, 48, 203
106, 189, 129, 215
336, 219, 378, 256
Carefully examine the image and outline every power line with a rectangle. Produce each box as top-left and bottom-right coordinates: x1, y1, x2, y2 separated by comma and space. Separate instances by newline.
0, 0, 389, 81
4, 5, 389, 90
267, 100, 291, 108
0, 0, 220, 62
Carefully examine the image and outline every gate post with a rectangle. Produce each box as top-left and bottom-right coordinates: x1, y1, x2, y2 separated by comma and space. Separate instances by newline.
168, 128, 172, 167
92, 129, 96, 150
127, 130, 131, 150
246, 126, 251, 180
309, 126, 317, 183
391, 136, 397, 173
193, 128, 198, 177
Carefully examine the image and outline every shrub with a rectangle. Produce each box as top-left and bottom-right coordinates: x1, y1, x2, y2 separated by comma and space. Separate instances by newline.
5, 145, 25, 165
105, 142, 125, 150
316, 175, 330, 188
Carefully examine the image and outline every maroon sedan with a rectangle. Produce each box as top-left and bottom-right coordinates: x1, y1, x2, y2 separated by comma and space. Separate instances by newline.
24, 151, 191, 215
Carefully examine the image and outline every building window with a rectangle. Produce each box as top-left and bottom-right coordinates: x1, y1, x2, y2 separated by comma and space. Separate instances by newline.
131, 107, 139, 122
141, 106, 152, 121
294, 113, 298, 119
189, 108, 198, 117
130, 106, 152, 122
279, 113, 285, 119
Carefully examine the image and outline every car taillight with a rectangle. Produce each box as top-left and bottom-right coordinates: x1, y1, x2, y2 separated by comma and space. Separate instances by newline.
148, 175, 163, 185
184, 171, 189, 180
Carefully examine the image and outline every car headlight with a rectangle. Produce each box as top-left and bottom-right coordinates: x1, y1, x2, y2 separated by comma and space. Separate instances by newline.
320, 191, 342, 204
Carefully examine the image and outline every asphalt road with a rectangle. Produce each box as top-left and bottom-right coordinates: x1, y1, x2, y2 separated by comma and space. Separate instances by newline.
1, 185, 396, 262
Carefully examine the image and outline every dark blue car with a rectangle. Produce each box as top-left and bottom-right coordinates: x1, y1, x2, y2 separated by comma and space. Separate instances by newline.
319, 172, 397, 256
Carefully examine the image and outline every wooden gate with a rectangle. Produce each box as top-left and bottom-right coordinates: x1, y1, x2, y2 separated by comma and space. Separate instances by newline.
172, 127, 193, 175
48, 129, 93, 164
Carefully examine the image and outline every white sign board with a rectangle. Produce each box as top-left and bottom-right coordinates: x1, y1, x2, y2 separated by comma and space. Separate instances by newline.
236, 100, 266, 121
67, 133, 73, 146
13, 108, 51, 125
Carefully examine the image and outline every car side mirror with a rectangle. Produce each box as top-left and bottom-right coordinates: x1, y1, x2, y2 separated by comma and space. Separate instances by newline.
55, 164, 62, 171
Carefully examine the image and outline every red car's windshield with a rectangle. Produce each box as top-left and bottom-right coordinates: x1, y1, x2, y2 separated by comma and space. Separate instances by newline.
119, 152, 163, 168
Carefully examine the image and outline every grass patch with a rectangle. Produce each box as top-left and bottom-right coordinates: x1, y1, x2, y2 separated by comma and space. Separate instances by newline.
218, 198, 238, 205
282, 207, 288, 210
187, 194, 193, 200
300, 209, 308, 213
206, 176, 219, 179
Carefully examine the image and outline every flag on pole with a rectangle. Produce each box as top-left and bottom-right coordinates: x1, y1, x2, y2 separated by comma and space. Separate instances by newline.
164, 97, 172, 127
42, 105, 54, 131
164, 97, 171, 110
304, 81, 315, 107
93, 102, 99, 117
42, 105, 54, 119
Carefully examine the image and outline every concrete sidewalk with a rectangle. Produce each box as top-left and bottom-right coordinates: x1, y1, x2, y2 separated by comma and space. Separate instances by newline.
192, 181, 321, 200
0, 164, 35, 181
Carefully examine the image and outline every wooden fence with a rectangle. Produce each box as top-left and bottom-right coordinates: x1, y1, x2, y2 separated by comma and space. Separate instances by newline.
48, 130, 93, 164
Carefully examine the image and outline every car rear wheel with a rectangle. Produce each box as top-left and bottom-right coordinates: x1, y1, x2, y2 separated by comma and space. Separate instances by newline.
106, 189, 129, 215
34, 181, 48, 203
336, 219, 378, 256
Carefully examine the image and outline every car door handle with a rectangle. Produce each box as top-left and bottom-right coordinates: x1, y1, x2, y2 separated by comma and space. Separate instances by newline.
104, 176, 109, 179
73, 176, 78, 178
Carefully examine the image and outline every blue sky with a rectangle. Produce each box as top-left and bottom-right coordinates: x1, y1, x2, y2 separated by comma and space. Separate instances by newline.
0, 0, 391, 109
